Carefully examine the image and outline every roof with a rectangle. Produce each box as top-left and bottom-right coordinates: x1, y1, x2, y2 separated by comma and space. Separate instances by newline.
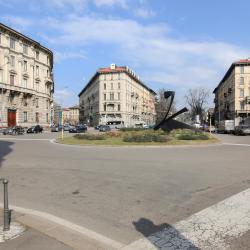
213, 58, 250, 94
69, 105, 79, 109
0, 22, 53, 58
78, 65, 156, 96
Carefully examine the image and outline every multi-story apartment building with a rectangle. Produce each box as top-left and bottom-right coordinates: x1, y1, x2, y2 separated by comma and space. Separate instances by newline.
213, 59, 250, 126
0, 23, 54, 128
78, 64, 156, 127
63, 105, 79, 125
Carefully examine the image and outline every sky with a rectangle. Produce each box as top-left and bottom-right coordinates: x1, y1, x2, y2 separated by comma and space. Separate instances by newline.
1, 0, 250, 108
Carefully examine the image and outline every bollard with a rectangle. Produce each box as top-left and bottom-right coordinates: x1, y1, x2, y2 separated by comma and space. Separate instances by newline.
3, 179, 10, 231
0, 178, 10, 231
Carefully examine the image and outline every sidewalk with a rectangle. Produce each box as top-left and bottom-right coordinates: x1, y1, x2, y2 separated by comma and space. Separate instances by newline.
0, 209, 73, 250
0, 208, 119, 250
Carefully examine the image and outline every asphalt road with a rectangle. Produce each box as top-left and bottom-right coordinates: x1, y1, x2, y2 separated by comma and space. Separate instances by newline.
0, 132, 250, 245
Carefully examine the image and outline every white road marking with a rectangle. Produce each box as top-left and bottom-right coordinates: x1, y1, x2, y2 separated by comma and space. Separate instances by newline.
0, 203, 124, 249
0, 137, 51, 141
123, 188, 250, 250
223, 143, 250, 147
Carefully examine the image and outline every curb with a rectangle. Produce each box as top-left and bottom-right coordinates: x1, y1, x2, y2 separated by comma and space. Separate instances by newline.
0, 204, 124, 250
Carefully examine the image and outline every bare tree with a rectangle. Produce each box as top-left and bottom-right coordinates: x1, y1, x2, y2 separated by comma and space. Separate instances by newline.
185, 87, 210, 122
155, 88, 176, 124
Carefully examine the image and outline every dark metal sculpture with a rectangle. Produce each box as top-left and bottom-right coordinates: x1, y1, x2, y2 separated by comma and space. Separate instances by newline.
154, 91, 192, 132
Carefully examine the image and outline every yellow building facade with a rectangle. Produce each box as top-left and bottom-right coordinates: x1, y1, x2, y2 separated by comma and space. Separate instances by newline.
78, 64, 156, 127
213, 59, 250, 125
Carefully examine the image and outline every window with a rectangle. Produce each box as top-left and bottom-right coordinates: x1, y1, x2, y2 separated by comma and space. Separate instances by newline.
240, 89, 244, 97
46, 113, 49, 123
47, 70, 49, 77
36, 98, 39, 108
23, 44, 28, 54
10, 55, 15, 67
240, 101, 245, 110
240, 77, 244, 85
46, 100, 49, 109
104, 104, 106, 111
118, 104, 120, 111
240, 65, 244, 74
111, 82, 113, 89
0, 69, 3, 83
10, 74, 14, 85
104, 83, 106, 90
10, 37, 15, 49
118, 93, 120, 100
22, 78, 27, 88
110, 93, 114, 101
104, 93, 106, 100
118, 82, 120, 89
36, 66, 39, 76
23, 112, 28, 122
118, 73, 120, 80
35, 112, 39, 123
35, 51, 39, 60
36, 82, 39, 92
23, 60, 27, 71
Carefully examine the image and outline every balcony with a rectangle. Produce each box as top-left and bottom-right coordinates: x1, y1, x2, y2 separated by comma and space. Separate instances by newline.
0, 82, 50, 98
245, 96, 250, 104
45, 76, 53, 84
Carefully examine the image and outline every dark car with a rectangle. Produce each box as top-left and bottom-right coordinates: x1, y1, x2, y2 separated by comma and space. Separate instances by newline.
3, 126, 24, 135
27, 125, 43, 133
95, 125, 100, 130
69, 124, 87, 133
234, 125, 250, 135
99, 125, 111, 132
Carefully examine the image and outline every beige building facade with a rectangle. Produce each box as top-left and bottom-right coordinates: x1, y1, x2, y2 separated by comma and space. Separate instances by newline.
213, 59, 250, 125
78, 64, 156, 127
0, 23, 54, 128
63, 105, 79, 125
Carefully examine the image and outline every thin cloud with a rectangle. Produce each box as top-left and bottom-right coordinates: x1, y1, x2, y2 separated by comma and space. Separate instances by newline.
54, 51, 86, 63
1, 16, 32, 31
94, 0, 128, 8
133, 8, 155, 18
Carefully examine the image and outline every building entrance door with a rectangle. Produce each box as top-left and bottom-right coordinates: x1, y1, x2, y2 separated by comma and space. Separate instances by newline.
8, 109, 16, 127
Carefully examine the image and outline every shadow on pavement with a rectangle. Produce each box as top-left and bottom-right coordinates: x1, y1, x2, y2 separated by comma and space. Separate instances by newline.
133, 218, 199, 249
0, 140, 13, 168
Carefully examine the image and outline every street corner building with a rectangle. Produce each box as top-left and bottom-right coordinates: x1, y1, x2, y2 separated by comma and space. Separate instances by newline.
0, 23, 54, 128
78, 64, 156, 127
213, 58, 250, 126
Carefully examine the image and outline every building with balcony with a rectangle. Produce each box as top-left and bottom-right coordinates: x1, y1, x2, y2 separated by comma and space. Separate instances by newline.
0, 23, 54, 128
213, 59, 250, 126
78, 64, 156, 127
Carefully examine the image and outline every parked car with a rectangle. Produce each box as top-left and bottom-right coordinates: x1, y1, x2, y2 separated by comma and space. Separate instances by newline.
204, 125, 217, 133
3, 126, 24, 135
95, 125, 100, 130
234, 125, 250, 135
69, 124, 87, 133
99, 125, 111, 132
27, 125, 43, 133
51, 125, 63, 132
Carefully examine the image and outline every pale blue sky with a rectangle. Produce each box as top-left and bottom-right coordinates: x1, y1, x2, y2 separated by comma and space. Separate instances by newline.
1, 0, 250, 107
